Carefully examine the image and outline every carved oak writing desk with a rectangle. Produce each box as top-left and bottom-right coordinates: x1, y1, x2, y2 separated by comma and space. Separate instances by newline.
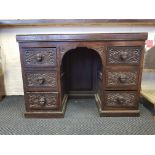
16, 33, 148, 118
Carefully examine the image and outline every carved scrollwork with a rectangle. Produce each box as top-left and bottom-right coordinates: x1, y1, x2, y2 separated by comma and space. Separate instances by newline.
107, 71, 137, 86
60, 46, 77, 59
107, 46, 142, 64
26, 72, 57, 88
91, 47, 105, 59
60, 46, 105, 60
105, 92, 136, 106
24, 48, 57, 66
28, 93, 58, 109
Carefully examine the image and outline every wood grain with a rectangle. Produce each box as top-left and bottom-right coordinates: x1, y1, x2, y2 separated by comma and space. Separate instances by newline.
17, 33, 147, 118
1, 19, 155, 27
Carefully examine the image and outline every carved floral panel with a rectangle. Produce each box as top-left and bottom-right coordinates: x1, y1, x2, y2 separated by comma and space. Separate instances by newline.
26, 72, 57, 88
27, 93, 58, 109
107, 46, 142, 64
105, 92, 137, 107
107, 71, 137, 86
23, 48, 57, 66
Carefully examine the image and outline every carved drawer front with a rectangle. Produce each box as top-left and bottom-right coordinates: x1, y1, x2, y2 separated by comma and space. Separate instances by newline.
25, 71, 58, 91
26, 92, 59, 110
106, 70, 138, 89
22, 47, 57, 67
104, 91, 137, 108
107, 46, 142, 65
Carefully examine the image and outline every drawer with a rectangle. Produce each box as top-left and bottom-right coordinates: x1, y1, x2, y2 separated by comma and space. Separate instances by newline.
107, 46, 142, 65
106, 69, 139, 90
24, 70, 58, 91
104, 91, 138, 109
22, 47, 57, 67
25, 92, 59, 110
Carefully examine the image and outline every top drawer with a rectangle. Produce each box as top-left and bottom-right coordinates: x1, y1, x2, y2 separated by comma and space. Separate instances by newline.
107, 46, 142, 65
21, 47, 57, 68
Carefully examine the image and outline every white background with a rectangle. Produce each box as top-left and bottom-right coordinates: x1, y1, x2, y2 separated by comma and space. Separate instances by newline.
0, 0, 155, 19
0, 0, 155, 154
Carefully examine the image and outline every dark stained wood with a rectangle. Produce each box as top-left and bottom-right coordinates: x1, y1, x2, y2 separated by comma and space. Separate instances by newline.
95, 94, 140, 117
67, 49, 93, 91
16, 33, 148, 42
63, 48, 101, 91
99, 110, 140, 117
24, 112, 64, 118
17, 33, 147, 118
105, 67, 140, 90
1, 19, 155, 27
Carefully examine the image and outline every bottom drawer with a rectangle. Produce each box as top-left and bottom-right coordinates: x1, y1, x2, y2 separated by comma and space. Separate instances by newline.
104, 91, 138, 109
25, 92, 59, 110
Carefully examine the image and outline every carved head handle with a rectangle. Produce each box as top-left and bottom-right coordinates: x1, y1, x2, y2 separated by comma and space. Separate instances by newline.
119, 52, 128, 61
37, 76, 45, 84
38, 97, 46, 106
36, 53, 43, 62
117, 96, 125, 104
119, 74, 127, 83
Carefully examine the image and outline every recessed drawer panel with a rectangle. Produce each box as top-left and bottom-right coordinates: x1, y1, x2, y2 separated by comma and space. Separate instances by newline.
24, 70, 58, 91
106, 69, 139, 90
26, 92, 59, 110
107, 46, 142, 65
104, 91, 138, 109
22, 47, 57, 67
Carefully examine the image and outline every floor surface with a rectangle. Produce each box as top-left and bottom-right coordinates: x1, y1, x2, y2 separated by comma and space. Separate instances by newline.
0, 96, 155, 135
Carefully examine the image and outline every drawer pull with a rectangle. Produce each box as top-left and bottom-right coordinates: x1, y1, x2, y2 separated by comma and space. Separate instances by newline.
38, 97, 46, 106
117, 96, 125, 104
119, 51, 128, 60
119, 74, 127, 83
36, 53, 43, 62
37, 76, 45, 84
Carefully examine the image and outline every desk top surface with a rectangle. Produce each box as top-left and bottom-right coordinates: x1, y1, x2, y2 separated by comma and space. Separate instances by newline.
16, 33, 148, 42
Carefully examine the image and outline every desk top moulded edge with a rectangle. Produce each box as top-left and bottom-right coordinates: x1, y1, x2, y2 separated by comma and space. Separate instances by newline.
16, 33, 148, 42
